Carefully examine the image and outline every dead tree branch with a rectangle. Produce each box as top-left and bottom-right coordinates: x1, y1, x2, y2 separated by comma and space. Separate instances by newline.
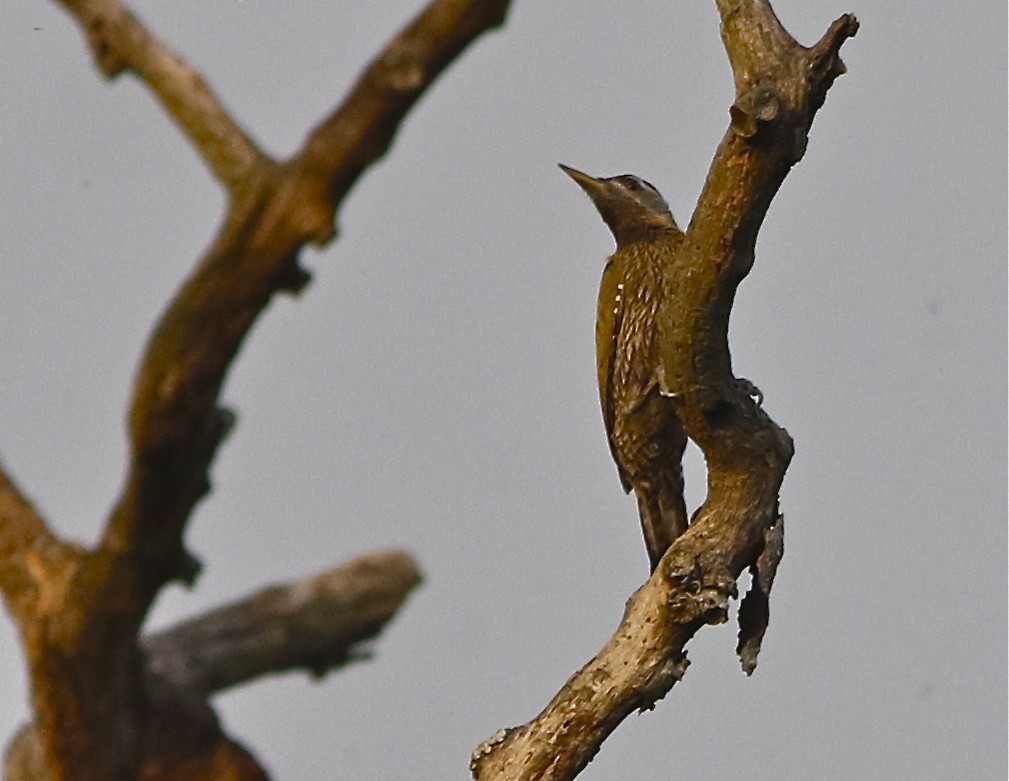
4, 550, 420, 781
470, 4, 857, 780
56, 0, 264, 190
143, 551, 422, 697
0, 462, 72, 626
2, 1, 512, 779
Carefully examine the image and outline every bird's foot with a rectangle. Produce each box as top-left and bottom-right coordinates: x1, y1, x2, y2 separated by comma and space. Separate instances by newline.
736, 377, 763, 407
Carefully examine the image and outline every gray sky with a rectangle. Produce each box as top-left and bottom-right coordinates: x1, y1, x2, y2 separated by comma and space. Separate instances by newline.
1, 1, 1006, 779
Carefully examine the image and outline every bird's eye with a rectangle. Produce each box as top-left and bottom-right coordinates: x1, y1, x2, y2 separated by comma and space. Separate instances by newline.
620, 176, 643, 192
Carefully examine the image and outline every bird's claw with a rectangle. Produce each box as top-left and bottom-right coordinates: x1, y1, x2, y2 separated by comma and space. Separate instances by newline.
736, 377, 763, 407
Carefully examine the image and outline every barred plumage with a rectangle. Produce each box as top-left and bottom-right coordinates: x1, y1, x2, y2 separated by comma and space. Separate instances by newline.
562, 165, 688, 572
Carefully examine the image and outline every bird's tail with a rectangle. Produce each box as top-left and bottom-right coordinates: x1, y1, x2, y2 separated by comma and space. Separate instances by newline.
636, 471, 688, 572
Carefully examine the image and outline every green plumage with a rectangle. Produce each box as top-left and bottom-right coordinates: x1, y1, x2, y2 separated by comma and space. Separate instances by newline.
563, 165, 689, 572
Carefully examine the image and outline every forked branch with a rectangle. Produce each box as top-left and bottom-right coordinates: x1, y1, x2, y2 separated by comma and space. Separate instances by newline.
471, 5, 856, 780
4, 1, 512, 779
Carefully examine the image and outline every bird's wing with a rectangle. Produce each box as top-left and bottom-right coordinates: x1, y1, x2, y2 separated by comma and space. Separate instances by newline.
597, 256, 633, 493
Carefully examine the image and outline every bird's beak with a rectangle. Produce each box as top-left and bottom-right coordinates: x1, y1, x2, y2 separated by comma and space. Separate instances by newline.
558, 163, 607, 200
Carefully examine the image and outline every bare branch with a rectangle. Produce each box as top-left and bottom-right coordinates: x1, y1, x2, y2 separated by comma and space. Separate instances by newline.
689, 6, 858, 257
13, 2, 511, 777
0, 461, 70, 624
300, 0, 511, 209
4, 551, 421, 781
54, 0, 266, 190
144, 551, 422, 697
472, 420, 792, 780
472, 4, 856, 778
96, 0, 514, 614
471, 577, 693, 780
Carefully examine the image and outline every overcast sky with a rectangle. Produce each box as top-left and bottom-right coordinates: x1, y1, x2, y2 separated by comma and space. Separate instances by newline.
1, 2, 1005, 779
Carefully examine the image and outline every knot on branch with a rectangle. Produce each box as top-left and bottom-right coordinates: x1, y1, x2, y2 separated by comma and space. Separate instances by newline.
173, 547, 204, 588
379, 44, 429, 93
729, 85, 781, 138
85, 12, 128, 77
662, 549, 737, 625
257, 166, 339, 251
272, 256, 314, 296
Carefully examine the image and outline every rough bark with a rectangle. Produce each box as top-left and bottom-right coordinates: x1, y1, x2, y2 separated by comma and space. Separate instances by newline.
470, 4, 857, 780
1, 1, 511, 779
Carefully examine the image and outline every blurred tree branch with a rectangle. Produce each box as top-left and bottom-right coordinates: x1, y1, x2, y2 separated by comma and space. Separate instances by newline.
1, 1, 511, 779
6, 551, 422, 781
470, 3, 857, 780
143, 551, 422, 697
0, 462, 65, 626
57, 0, 264, 189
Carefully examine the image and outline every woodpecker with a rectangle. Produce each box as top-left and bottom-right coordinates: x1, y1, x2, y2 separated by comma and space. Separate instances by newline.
560, 164, 689, 572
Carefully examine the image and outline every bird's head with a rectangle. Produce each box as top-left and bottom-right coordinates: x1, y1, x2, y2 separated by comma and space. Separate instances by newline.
559, 164, 678, 247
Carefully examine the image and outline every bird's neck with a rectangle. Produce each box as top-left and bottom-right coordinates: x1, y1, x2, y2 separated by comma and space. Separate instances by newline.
612, 221, 679, 249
